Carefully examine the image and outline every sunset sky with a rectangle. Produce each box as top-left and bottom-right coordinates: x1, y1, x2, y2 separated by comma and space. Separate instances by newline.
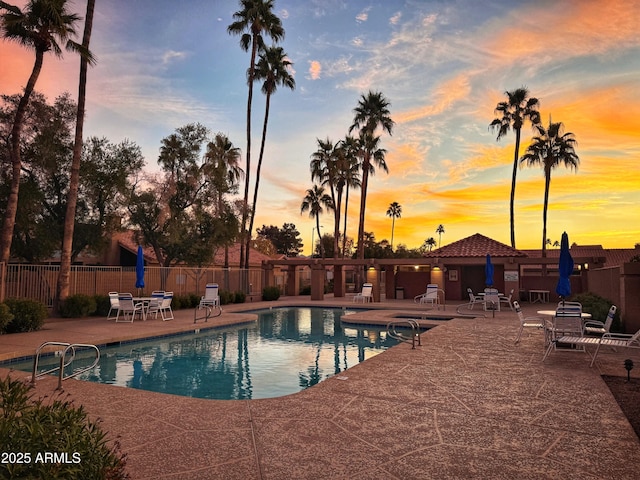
2, 0, 639, 255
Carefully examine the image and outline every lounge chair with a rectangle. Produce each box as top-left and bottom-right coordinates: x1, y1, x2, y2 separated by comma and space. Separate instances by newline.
107, 292, 119, 320
499, 289, 515, 311
466, 288, 481, 310
148, 291, 174, 321
583, 305, 616, 336
353, 283, 373, 303
116, 293, 145, 323
513, 300, 545, 344
199, 283, 220, 309
414, 284, 439, 307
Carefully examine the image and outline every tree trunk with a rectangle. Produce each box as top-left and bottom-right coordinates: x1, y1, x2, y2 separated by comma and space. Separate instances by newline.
510, 128, 521, 249
542, 168, 551, 258
342, 186, 350, 258
356, 155, 370, 260
0, 50, 44, 264
56, 0, 95, 312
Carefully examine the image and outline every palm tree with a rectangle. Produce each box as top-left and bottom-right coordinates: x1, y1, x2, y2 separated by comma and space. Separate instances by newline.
436, 224, 445, 247
520, 120, 579, 257
56, 0, 96, 310
245, 45, 295, 268
422, 237, 437, 252
348, 91, 394, 260
338, 135, 361, 258
0, 0, 90, 265
386, 202, 401, 250
489, 87, 541, 248
300, 185, 333, 258
227, 0, 284, 270
205, 133, 244, 268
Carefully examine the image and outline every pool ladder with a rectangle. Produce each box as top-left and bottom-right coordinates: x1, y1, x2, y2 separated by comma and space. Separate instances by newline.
31, 341, 100, 389
386, 320, 422, 349
194, 304, 222, 324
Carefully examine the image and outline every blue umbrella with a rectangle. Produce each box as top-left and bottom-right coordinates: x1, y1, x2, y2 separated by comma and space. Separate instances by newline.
556, 231, 574, 301
485, 254, 494, 287
135, 245, 145, 292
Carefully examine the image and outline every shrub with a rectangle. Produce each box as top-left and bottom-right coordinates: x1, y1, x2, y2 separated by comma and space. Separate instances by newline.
299, 285, 311, 295
262, 286, 281, 301
93, 294, 111, 317
3, 298, 47, 334
59, 294, 97, 318
570, 292, 622, 332
0, 303, 14, 332
219, 290, 234, 305
0, 375, 129, 479
233, 291, 246, 303
188, 293, 200, 308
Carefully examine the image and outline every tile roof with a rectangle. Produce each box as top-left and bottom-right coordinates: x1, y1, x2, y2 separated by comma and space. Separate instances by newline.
521, 245, 640, 267
423, 233, 528, 258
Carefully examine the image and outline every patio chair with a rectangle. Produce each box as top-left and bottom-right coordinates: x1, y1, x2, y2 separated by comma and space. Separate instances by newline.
466, 288, 481, 310
542, 307, 585, 360
116, 293, 145, 323
500, 289, 515, 311
199, 283, 220, 309
148, 291, 174, 321
483, 288, 500, 311
583, 305, 617, 336
414, 284, 439, 307
353, 283, 373, 303
107, 292, 119, 321
513, 300, 545, 344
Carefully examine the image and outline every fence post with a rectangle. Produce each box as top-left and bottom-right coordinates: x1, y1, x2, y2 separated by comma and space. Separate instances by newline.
0, 262, 5, 303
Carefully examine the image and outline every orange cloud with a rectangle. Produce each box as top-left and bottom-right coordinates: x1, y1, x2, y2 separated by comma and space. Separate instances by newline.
308, 60, 321, 80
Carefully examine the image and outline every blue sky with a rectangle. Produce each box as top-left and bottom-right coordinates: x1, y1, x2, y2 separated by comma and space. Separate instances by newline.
3, 0, 639, 254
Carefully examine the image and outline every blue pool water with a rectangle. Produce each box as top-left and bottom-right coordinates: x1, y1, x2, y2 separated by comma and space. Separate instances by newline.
14, 307, 399, 400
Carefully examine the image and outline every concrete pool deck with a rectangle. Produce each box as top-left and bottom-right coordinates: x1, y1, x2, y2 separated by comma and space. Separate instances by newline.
1, 297, 640, 479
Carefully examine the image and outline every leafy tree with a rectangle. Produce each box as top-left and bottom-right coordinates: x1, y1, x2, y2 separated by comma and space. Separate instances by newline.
348, 91, 394, 260
257, 223, 302, 257
227, 0, 284, 269
57, 0, 96, 308
520, 120, 579, 257
300, 185, 333, 258
0, 0, 92, 264
386, 201, 401, 250
246, 45, 295, 268
489, 87, 541, 248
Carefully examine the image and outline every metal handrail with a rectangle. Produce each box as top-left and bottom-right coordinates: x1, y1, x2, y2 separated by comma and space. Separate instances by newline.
386, 320, 422, 349
31, 341, 100, 389
194, 303, 222, 324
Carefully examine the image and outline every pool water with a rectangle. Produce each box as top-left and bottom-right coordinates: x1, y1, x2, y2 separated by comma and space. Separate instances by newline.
16, 307, 399, 400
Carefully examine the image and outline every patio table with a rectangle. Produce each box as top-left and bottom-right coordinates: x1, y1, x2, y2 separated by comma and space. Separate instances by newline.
529, 289, 550, 303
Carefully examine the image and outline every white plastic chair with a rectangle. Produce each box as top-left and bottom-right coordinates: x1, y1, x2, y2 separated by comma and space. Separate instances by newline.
414, 284, 439, 307
483, 288, 500, 311
513, 300, 545, 344
107, 292, 119, 321
116, 293, 145, 323
148, 291, 174, 321
466, 288, 480, 310
199, 283, 220, 309
500, 289, 515, 311
353, 283, 373, 303
583, 305, 617, 336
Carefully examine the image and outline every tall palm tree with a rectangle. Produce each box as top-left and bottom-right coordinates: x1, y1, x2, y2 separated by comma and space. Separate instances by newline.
0, 0, 90, 265
300, 184, 333, 258
56, 0, 96, 310
227, 0, 284, 270
422, 237, 437, 252
245, 45, 295, 268
386, 202, 401, 250
489, 87, 541, 248
348, 91, 394, 260
205, 133, 244, 268
520, 120, 579, 257
436, 224, 445, 247
338, 136, 361, 258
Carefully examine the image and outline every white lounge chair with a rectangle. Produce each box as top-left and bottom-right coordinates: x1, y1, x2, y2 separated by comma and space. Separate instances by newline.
414, 284, 439, 307
116, 293, 145, 323
107, 292, 119, 320
583, 305, 616, 336
353, 283, 373, 303
466, 288, 481, 310
199, 283, 220, 309
513, 300, 545, 344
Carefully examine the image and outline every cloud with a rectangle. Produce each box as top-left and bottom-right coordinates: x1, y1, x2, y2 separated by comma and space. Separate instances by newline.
162, 50, 188, 65
389, 12, 402, 25
308, 60, 322, 80
356, 7, 371, 23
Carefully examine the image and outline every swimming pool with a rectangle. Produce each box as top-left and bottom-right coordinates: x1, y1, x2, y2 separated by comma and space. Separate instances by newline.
15, 307, 399, 400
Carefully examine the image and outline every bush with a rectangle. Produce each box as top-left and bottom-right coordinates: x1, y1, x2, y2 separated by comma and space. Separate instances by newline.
188, 293, 201, 308
59, 294, 97, 318
299, 285, 311, 295
0, 303, 14, 332
93, 294, 111, 317
233, 291, 246, 303
219, 290, 234, 305
262, 286, 281, 301
0, 375, 129, 479
3, 298, 47, 334
570, 292, 622, 332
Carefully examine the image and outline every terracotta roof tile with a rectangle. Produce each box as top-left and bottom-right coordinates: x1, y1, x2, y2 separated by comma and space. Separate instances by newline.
423, 233, 528, 258
521, 245, 640, 267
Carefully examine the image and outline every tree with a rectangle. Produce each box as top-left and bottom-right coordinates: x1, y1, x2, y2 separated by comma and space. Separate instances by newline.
489, 87, 541, 248
57, 0, 96, 309
227, 0, 284, 270
386, 201, 401, 250
436, 224, 445, 247
0, 0, 92, 265
256, 223, 302, 257
348, 91, 394, 260
338, 136, 361, 258
520, 120, 579, 257
422, 237, 437, 252
245, 45, 295, 268
300, 185, 333, 258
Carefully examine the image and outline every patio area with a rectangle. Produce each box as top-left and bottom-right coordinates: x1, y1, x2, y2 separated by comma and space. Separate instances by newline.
1, 297, 640, 479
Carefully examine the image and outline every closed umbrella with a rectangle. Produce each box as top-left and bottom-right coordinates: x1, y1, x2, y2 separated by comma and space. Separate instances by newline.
556, 231, 574, 303
485, 254, 494, 287
135, 245, 145, 295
